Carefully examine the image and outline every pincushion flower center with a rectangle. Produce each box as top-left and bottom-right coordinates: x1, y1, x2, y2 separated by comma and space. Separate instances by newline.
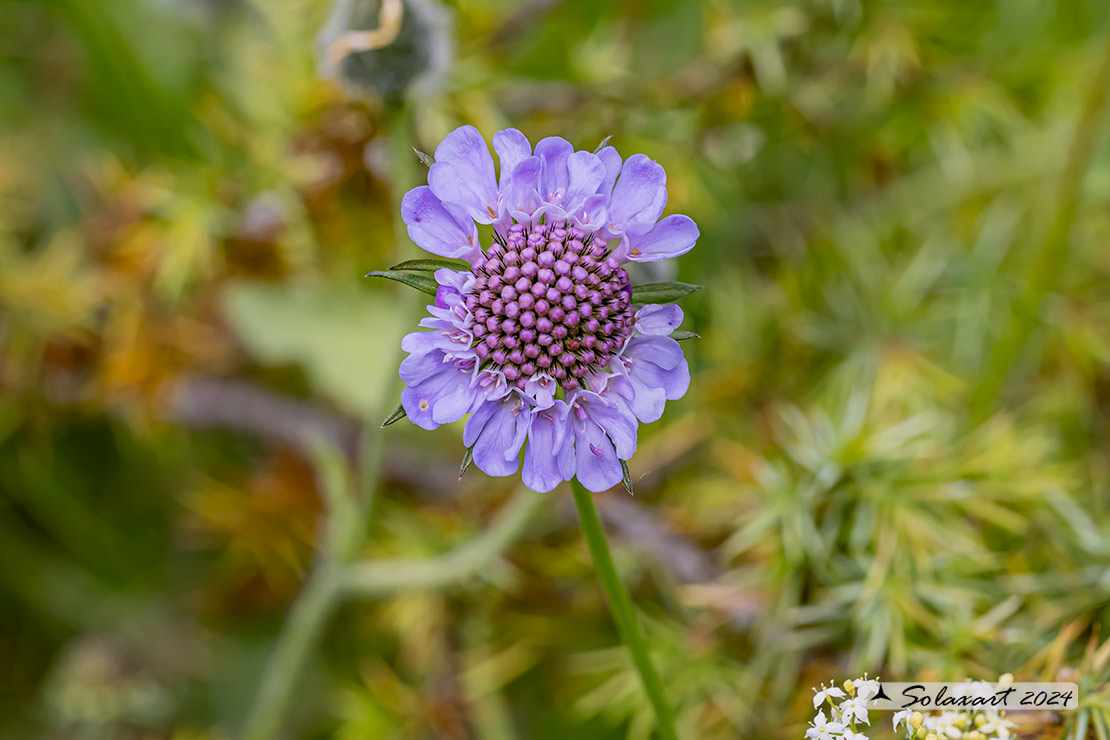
466, 220, 635, 390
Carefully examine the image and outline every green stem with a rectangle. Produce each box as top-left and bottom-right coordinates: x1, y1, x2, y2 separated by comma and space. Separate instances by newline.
569, 478, 679, 740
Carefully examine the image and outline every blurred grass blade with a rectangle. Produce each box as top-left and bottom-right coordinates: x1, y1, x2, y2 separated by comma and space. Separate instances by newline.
306, 439, 351, 516
1074, 709, 1090, 740
670, 331, 700, 341
1092, 712, 1109, 740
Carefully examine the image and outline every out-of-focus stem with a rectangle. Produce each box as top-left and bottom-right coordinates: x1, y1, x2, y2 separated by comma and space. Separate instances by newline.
241, 486, 543, 739
239, 105, 418, 740
340, 487, 545, 596
569, 479, 679, 740
970, 38, 1110, 421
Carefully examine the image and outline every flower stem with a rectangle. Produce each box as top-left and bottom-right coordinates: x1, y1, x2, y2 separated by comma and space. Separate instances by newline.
569, 478, 679, 740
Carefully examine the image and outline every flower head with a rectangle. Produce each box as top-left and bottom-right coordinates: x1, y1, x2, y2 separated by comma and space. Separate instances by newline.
840, 697, 870, 726
806, 709, 846, 740
813, 684, 846, 709
395, 126, 698, 492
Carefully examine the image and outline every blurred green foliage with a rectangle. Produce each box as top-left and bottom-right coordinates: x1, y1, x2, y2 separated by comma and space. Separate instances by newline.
3, 0, 1110, 738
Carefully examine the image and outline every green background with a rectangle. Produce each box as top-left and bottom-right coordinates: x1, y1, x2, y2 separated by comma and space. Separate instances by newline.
2, 0, 1110, 738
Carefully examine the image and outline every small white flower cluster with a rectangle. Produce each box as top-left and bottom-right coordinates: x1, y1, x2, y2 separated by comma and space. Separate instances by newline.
806, 676, 880, 740
806, 678, 1017, 740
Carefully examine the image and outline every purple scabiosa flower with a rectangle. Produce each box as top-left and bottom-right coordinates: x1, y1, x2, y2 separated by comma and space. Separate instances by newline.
393, 126, 699, 492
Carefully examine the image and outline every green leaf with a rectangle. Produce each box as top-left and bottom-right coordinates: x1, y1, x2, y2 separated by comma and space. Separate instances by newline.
365, 271, 438, 296
459, 447, 474, 480
223, 282, 404, 416
593, 135, 613, 154
620, 460, 634, 495
630, 281, 703, 304
380, 403, 406, 428
412, 147, 435, 168
669, 330, 700, 341
388, 258, 471, 272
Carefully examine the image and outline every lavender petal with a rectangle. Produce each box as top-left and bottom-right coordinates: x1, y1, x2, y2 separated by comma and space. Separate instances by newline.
401, 186, 483, 262
428, 125, 500, 224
